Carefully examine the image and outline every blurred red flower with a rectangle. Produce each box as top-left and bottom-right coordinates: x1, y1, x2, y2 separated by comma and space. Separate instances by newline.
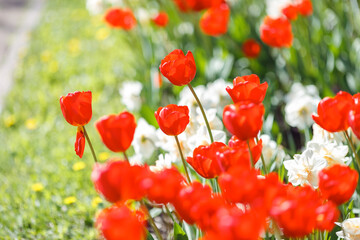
260, 16, 293, 48
96, 112, 136, 152
225, 136, 263, 167
282, 4, 298, 20
223, 102, 265, 141
155, 104, 190, 136
96, 205, 147, 240
242, 39, 261, 58
173, 181, 213, 224
92, 159, 149, 203
318, 164, 358, 205
105, 8, 136, 30
142, 167, 185, 204
296, 0, 313, 16
152, 12, 169, 27
173, 0, 223, 12
312, 91, 353, 132
226, 74, 268, 104
315, 202, 339, 231
349, 93, 360, 139
200, 3, 230, 36
159, 49, 196, 86
60, 91, 92, 127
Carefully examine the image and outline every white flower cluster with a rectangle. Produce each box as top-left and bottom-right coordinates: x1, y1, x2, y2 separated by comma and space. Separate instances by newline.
284, 82, 320, 130
255, 134, 288, 169
336, 218, 360, 240
284, 123, 350, 188
127, 79, 231, 171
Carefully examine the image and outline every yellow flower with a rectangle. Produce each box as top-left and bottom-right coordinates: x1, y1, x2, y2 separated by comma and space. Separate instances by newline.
99, 152, 110, 162
68, 38, 81, 55
95, 28, 110, 41
40, 50, 52, 62
72, 161, 86, 171
64, 196, 77, 205
4, 115, 16, 127
25, 118, 37, 130
31, 183, 44, 192
48, 61, 59, 74
91, 197, 103, 207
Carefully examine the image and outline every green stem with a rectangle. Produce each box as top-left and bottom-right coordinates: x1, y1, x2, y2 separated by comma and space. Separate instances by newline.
187, 83, 214, 143
164, 205, 176, 223
344, 131, 360, 168
141, 200, 163, 240
82, 126, 98, 163
123, 151, 129, 162
174, 135, 192, 183
256, 136, 268, 174
247, 140, 254, 168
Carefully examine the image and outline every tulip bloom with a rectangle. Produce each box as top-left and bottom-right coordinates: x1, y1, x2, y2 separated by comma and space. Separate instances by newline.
226, 74, 268, 104
200, 3, 230, 36
312, 91, 353, 132
242, 39, 261, 58
296, 0, 313, 16
60, 91, 92, 158
159, 49, 196, 86
349, 93, 360, 139
152, 12, 169, 27
315, 202, 339, 231
96, 112, 136, 152
186, 142, 227, 178
318, 164, 358, 205
260, 16, 293, 48
173, 0, 223, 12
223, 102, 265, 141
155, 104, 190, 136
92, 159, 149, 203
105, 8, 136, 30
96, 205, 147, 240
60, 91, 92, 127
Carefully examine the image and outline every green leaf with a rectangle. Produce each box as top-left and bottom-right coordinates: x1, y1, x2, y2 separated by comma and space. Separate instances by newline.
140, 105, 158, 127
174, 222, 188, 240
147, 231, 155, 240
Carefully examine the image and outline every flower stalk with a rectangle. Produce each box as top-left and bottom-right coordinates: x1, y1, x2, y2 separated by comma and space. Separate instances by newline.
175, 135, 192, 183
83, 126, 98, 163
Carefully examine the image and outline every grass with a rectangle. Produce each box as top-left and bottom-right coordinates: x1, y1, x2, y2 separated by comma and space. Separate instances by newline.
0, 0, 138, 238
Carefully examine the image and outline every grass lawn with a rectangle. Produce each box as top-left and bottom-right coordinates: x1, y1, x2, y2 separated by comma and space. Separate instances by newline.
0, 0, 137, 238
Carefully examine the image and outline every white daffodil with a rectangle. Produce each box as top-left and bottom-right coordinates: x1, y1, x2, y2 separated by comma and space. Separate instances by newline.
129, 153, 144, 166
202, 79, 231, 112
195, 108, 223, 131
133, 118, 158, 159
336, 218, 360, 240
284, 149, 327, 188
307, 141, 350, 166
312, 123, 345, 144
187, 126, 226, 154
119, 81, 142, 111
255, 134, 287, 168
285, 95, 319, 130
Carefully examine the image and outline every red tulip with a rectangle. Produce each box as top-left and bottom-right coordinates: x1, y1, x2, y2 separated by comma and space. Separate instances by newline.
225, 136, 263, 167
223, 102, 265, 141
260, 16, 293, 48
105, 8, 136, 30
152, 12, 169, 27
270, 184, 321, 238
318, 164, 358, 205
315, 202, 339, 231
349, 93, 360, 139
75, 127, 86, 158
200, 3, 230, 36
96, 112, 136, 152
60, 91, 92, 127
142, 168, 185, 204
282, 4, 298, 20
312, 91, 353, 132
173, 181, 213, 224
91, 159, 149, 203
155, 104, 190, 136
226, 74, 268, 104
186, 142, 227, 178
96, 205, 147, 240
159, 49, 196, 86
242, 39, 261, 58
